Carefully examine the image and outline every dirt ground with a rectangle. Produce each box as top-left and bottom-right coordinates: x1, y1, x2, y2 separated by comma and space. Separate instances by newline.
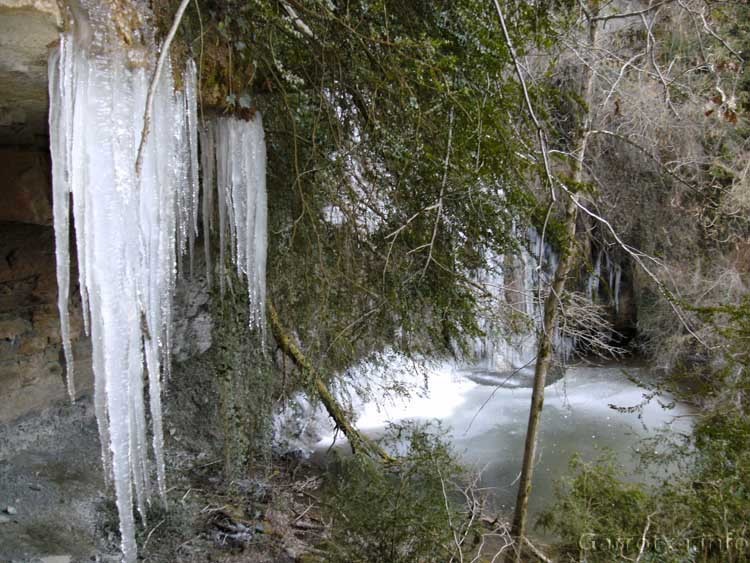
0, 389, 328, 563
0, 396, 112, 563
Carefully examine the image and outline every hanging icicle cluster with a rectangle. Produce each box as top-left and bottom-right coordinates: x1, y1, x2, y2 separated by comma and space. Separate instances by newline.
471, 228, 574, 373
200, 116, 268, 333
49, 24, 269, 560
48, 34, 200, 562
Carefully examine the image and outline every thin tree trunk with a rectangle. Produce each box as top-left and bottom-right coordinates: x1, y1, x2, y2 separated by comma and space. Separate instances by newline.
508, 16, 598, 563
509, 195, 577, 562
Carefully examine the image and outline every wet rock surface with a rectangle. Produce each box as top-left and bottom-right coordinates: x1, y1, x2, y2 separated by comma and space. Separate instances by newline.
0, 150, 52, 225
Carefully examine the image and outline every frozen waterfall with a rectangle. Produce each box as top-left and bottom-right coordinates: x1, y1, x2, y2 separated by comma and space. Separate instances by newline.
469, 228, 573, 377
48, 31, 267, 563
49, 34, 195, 562
469, 231, 625, 378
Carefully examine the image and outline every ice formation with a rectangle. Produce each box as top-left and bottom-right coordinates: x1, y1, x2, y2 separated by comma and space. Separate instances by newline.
49, 27, 268, 561
470, 229, 628, 375
200, 115, 268, 332
470, 228, 573, 374
49, 34, 199, 562
587, 248, 603, 300
587, 247, 623, 311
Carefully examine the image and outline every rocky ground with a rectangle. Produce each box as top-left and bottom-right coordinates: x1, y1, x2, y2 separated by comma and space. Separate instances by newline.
0, 390, 327, 563
0, 397, 108, 563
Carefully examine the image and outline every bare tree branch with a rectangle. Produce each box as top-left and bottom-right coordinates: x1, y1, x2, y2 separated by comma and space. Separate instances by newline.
554, 178, 712, 349
591, 0, 672, 24
135, 0, 192, 177
640, 10, 680, 116
677, 0, 744, 61
422, 108, 454, 279
492, 0, 556, 201
588, 129, 702, 194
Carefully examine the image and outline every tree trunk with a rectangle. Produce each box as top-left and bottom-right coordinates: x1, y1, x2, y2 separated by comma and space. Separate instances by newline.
509, 16, 598, 563
509, 194, 577, 562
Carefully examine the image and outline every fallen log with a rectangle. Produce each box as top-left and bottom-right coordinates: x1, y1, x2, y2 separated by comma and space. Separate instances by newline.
268, 301, 392, 462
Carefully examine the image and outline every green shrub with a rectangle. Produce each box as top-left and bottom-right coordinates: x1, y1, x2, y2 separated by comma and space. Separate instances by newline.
539, 417, 750, 562
323, 423, 478, 563
536, 452, 654, 562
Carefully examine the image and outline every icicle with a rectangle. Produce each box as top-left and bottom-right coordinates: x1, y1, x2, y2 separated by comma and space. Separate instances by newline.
69, 36, 92, 339
251, 116, 268, 334
228, 121, 243, 273
144, 339, 167, 501
247, 120, 258, 300
50, 26, 267, 562
614, 264, 622, 314
49, 33, 200, 563
471, 227, 578, 372
200, 123, 215, 290
174, 89, 188, 275
128, 321, 148, 525
216, 119, 229, 296
90, 291, 112, 486
48, 40, 75, 401
185, 59, 200, 276
588, 249, 602, 301
210, 115, 268, 330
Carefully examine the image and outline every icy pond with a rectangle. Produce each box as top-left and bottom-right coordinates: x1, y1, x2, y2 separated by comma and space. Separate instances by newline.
310, 359, 694, 518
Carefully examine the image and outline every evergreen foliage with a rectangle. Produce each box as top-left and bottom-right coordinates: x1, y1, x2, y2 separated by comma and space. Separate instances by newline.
539, 301, 750, 562
164, 0, 565, 376
322, 423, 478, 563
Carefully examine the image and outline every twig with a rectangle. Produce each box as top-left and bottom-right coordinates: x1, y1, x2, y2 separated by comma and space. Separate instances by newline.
438, 467, 463, 563
181, 487, 194, 502
634, 512, 657, 562
135, 0, 192, 177
591, 0, 671, 24
199, 458, 222, 468
293, 520, 324, 531
554, 177, 711, 349
677, 1, 744, 61
601, 52, 645, 109
522, 536, 553, 563
588, 129, 701, 194
294, 502, 315, 523
422, 108, 454, 279
143, 519, 165, 550
640, 11, 679, 117
463, 356, 538, 435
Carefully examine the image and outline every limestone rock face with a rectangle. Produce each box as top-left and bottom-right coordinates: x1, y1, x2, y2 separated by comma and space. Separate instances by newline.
0, 222, 92, 423
172, 270, 214, 363
0, 1, 74, 422
0, 149, 52, 224
0, 0, 61, 147
0, 220, 215, 422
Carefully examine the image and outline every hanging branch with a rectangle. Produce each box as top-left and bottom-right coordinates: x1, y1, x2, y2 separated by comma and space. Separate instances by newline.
135, 0, 192, 177
491, 0, 556, 201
